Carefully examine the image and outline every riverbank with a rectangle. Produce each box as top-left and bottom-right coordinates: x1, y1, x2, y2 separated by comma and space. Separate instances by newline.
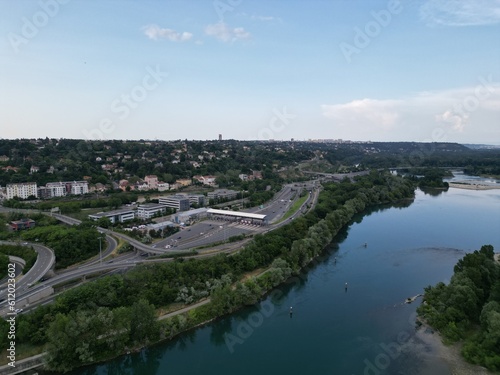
448, 182, 500, 190
415, 322, 493, 375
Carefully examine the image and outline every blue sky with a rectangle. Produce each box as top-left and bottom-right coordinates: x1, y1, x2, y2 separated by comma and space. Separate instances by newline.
1, 0, 499, 143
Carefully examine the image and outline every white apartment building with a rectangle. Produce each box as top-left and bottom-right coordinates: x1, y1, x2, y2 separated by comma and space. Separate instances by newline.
70, 181, 89, 195
6, 182, 38, 200
45, 182, 67, 197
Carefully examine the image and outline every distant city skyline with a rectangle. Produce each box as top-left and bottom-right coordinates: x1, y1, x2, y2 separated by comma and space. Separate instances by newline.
1, 0, 499, 144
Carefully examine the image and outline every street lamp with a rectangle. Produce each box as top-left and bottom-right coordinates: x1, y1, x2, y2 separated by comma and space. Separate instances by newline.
98, 233, 105, 265
98, 236, 102, 265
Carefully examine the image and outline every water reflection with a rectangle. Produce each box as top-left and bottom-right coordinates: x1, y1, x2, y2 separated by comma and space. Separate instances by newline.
209, 316, 233, 346
419, 186, 448, 196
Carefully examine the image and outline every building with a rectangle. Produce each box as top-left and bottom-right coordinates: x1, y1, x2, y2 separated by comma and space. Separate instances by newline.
45, 182, 66, 197
188, 194, 205, 207
172, 207, 208, 224
175, 193, 205, 207
43, 181, 89, 198
88, 208, 136, 224
6, 182, 38, 200
37, 186, 51, 199
144, 175, 158, 190
175, 178, 192, 187
206, 208, 267, 225
157, 182, 170, 192
207, 189, 238, 201
193, 175, 217, 186
158, 195, 191, 212
10, 218, 36, 231
147, 221, 175, 232
136, 203, 168, 219
70, 181, 89, 195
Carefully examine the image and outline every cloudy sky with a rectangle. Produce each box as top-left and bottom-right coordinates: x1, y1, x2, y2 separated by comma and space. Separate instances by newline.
1, 0, 499, 143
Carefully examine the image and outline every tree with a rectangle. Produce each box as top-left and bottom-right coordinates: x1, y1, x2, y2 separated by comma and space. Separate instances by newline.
129, 299, 159, 345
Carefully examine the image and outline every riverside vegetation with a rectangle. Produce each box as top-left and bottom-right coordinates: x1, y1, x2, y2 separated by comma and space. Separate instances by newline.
0, 171, 416, 372
418, 245, 500, 371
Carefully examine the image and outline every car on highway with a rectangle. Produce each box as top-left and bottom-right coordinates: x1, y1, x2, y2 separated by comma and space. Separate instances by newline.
15, 308, 23, 313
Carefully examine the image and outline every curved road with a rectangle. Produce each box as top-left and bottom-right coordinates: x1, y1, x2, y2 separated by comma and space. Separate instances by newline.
0, 179, 322, 315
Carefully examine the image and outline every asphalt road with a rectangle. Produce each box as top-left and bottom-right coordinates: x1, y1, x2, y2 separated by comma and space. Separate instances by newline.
0, 241, 55, 295
0, 179, 322, 315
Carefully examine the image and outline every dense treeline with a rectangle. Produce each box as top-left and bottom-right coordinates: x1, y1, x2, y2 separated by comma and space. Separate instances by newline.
404, 168, 450, 189
19, 223, 101, 269
0, 138, 312, 187
1, 139, 498, 191
0, 244, 37, 274
2, 193, 138, 214
417, 245, 500, 370
0, 171, 415, 371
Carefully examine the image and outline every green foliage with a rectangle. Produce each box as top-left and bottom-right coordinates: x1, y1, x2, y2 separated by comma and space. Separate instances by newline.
20, 223, 100, 268
0, 244, 37, 273
7, 171, 417, 371
418, 245, 500, 371
0, 253, 9, 279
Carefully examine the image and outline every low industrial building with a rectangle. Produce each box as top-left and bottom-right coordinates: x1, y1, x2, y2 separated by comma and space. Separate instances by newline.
88, 208, 136, 224
206, 208, 267, 225
172, 207, 208, 224
10, 218, 36, 231
147, 221, 175, 231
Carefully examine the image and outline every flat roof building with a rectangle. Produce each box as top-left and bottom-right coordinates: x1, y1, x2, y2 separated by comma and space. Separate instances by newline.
158, 195, 191, 212
206, 208, 267, 225
88, 208, 136, 224
10, 218, 36, 231
172, 207, 208, 224
137, 203, 168, 219
207, 189, 238, 201
6, 182, 38, 200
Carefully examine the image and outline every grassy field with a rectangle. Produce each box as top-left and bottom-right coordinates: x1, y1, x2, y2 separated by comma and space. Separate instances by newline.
278, 194, 308, 223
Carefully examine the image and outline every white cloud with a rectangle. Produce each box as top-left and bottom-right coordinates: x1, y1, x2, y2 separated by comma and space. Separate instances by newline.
205, 22, 251, 42
238, 12, 282, 23
435, 110, 468, 132
322, 82, 500, 140
322, 99, 401, 130
142, 24, 193, 42
420, 0, 500, 26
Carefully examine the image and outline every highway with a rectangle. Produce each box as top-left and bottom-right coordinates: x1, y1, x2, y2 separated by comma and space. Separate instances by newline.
0, 241, 55, 296
0, 179, 322, 315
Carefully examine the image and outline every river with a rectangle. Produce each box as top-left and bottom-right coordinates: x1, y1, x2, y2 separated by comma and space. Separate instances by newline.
65, 185, 500, 375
